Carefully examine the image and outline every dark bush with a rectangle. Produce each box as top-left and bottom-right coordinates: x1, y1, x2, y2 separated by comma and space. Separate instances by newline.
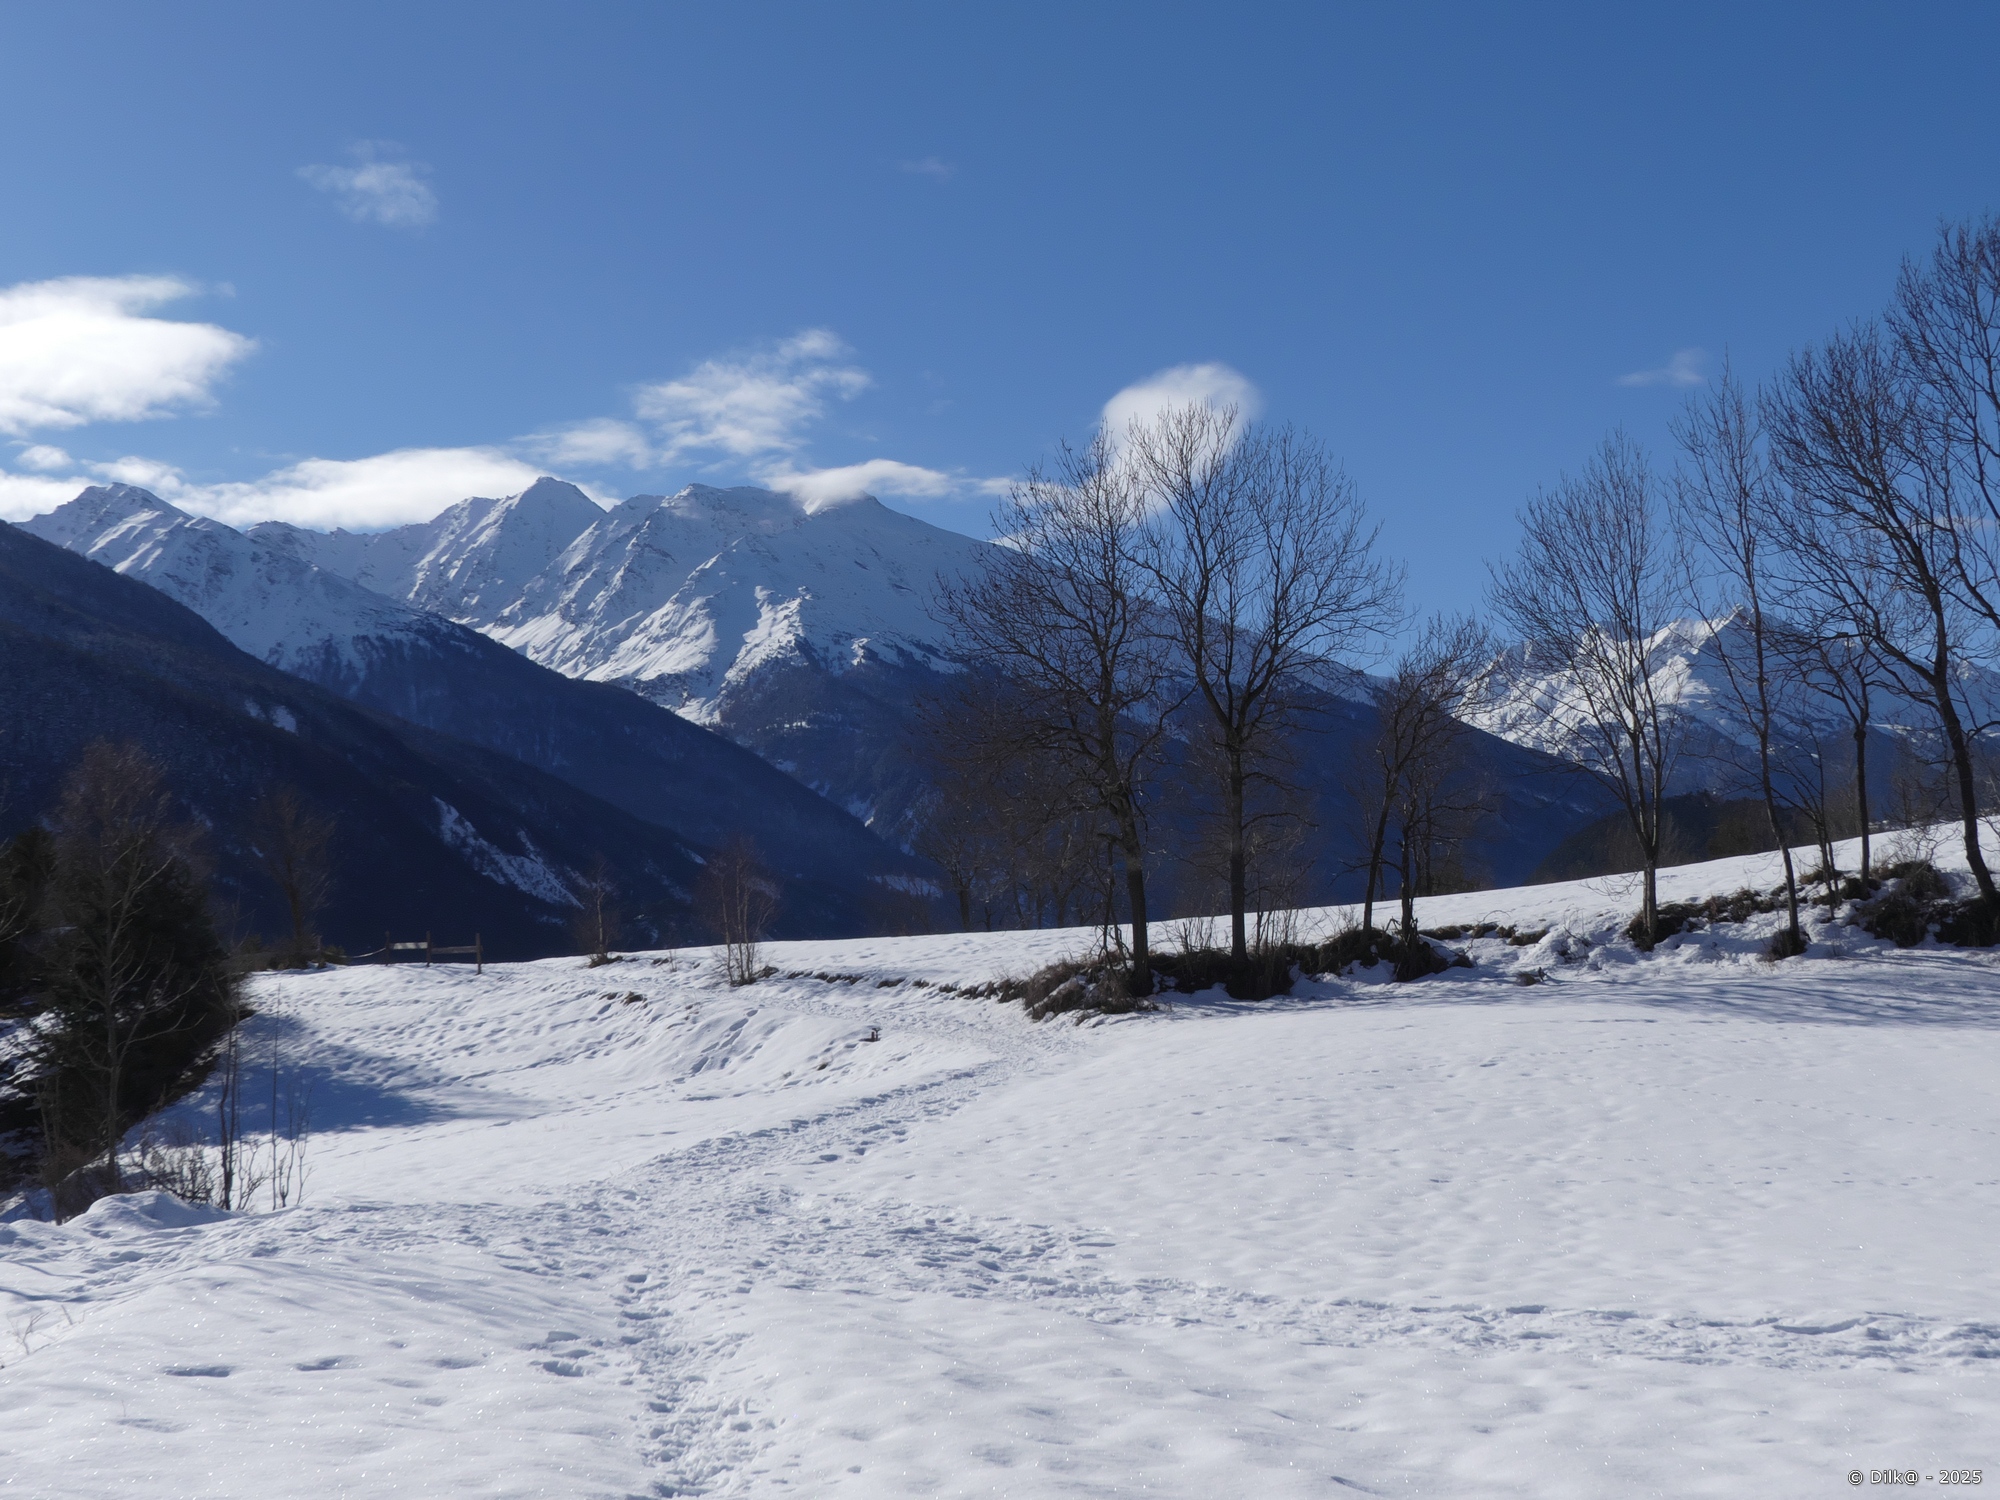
1860, 890, 1932, 947
25, 744, 243, 1213
989, 959, 1159, 1021
1629, 887, 1784, 949
1889, 861, 1951, 904
1298, 929, 1462, 982
1935, 900, 2000, 948
1767, 926, 1809, 959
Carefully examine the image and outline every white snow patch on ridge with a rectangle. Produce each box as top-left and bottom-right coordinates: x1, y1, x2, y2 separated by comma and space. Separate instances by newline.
433, 798, 577, 907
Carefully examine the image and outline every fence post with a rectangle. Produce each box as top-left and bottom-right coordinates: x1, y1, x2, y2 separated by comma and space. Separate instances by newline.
475, 933, 483, 975
383, 930, 391, 965
425, 931, 432, 967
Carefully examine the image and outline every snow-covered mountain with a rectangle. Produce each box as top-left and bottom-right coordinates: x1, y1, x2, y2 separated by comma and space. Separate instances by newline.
1466, 611, 2000, 810
29, 478, 1610, 887
481, 484, 983, 720
1464, 618, 1744, 778
21, 485, 931, 920
20, 483, 459, 679
249, 476, 605, 626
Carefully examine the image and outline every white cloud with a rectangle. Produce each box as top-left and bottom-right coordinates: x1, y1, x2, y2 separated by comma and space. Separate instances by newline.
15, 443, 73, 471
898, 156, 956, 181
522, 417, 655, 470
298, 144, 438, 229
0, 312, 989, 532
0, 468, 89, 520
0, 445, 566, 529
190, 447, 558, 528
1617, 348, 1706, 388
763, 458, 961, 512
0, 275, 255, 436
1100, 362, 1263, 440
634, 329, 869, 463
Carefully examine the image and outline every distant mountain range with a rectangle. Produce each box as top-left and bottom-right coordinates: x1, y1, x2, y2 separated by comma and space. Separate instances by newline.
251, 480, 983, 833
22, 477, 1628, 905
0, 519, 711, 957
1462, 612, 1984, 796
16, 486, 931, 934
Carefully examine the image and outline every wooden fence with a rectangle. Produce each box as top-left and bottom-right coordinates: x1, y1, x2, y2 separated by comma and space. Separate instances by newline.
350, 932, 484, 973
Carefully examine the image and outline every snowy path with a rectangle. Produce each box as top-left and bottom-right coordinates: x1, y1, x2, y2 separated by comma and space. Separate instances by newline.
6, 851, 2000, 1496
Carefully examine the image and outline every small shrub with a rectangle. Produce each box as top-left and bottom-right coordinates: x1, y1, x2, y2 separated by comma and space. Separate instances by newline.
1935, 900, 2000, 948
1766, 926, 1809, 960
988, 959, 1159, 1021
1885, 860, 1951, 904
1860, 890, 1931, 947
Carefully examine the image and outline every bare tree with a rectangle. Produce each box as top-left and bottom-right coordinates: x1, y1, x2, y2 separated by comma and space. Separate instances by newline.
1769, 611, 1886, 886
1130, 404, 1401, 965
1764, 324, 2000, 905
249, 786, 334, 965
1358, 615, 1489, 934
695, 835, 776, 985
1488, 434, 1688, 942
1672, 367, 1806, 953
571, 855, 621, 965
934, 432, 1179, 991
37, 743, 237, 1201
1387, 711, 1487, 976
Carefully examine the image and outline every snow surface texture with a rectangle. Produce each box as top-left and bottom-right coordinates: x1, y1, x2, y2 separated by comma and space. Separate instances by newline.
4, 835, 1997, 1497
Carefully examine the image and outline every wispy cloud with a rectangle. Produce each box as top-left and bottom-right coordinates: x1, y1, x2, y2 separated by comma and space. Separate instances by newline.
1616, 347, 1706, 388
761, 458, 960, 513
0, 275, 255, 435
298, 143, 439, 229
0, 445, 559, 530
521, 417, 656, 471
632, 329, 870, 463
898, 156, 956, 181
1101, 362, 1263, 441
0, 303, 1005, 529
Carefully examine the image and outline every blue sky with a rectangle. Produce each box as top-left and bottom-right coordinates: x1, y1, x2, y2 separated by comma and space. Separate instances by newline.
1, 2, 1996, 624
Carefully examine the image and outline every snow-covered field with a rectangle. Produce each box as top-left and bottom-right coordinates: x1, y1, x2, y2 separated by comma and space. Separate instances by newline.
5, 838, 1998, 1496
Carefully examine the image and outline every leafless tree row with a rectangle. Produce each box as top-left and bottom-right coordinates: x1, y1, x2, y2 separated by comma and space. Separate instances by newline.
926, 215, 2000, 976
932, 410, 1403, 991
1487, 215, 2000, 943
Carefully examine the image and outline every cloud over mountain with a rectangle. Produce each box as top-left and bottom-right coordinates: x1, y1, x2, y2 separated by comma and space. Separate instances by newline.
0, 275, 254, 435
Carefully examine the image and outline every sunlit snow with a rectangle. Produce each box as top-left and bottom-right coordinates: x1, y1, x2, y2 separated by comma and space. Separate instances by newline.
4, 836, 1997, 1495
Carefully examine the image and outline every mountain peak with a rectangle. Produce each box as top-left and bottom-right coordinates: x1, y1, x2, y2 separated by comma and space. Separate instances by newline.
26, 484, 188, 550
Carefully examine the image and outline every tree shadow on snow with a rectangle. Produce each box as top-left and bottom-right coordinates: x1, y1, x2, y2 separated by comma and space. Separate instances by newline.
166, 1009, 544, 1137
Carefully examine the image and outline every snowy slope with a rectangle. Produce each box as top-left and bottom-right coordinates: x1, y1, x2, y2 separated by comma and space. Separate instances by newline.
18, 484, 458, 678
4, 835, 1997, 1496
484, 484, 985, 719
250, 476, 604, 625
1468, 611, 2000, 782
18, 485, 929, 920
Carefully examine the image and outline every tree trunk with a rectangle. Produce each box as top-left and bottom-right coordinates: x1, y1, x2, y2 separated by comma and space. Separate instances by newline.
1120, 848, 1152, 1000
102, 990, 121, 1193
1764, 793, 1801, 942
1362, 796, 1391, 935
1853, 721, 1871, 884
1934, 681, 1998, 903
1227, 743, 1248, 964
